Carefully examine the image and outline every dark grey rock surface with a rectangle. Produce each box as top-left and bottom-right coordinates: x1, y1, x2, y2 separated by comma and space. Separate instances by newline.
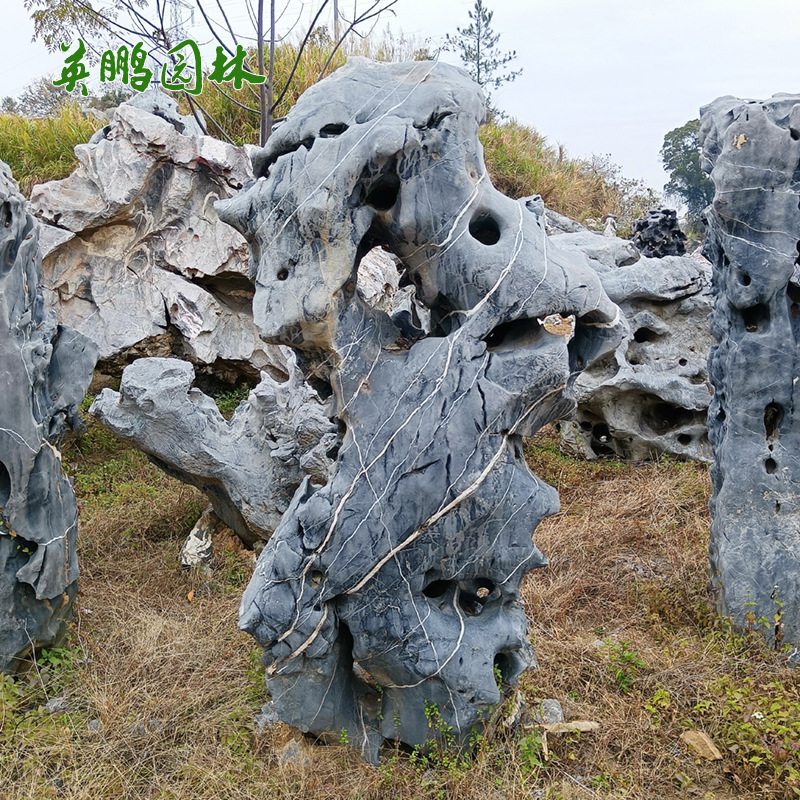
700, 93, 800, 649
215, 57, 625, 760
90, 357, 337, 545
0, 160, 96, 672
632, 208, 687, 258
558, 249, 714, 461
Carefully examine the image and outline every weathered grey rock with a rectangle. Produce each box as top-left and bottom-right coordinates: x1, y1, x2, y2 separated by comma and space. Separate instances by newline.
700, 93, 800, 649
123, 87, 205, 137
30, 100, 286, 380
179, 506, 216, 569
533, 698, 565, 725
0, 161, 96, 672
549, 230, 640, 273
632, 208, 687, 258
544, 208, 586, 235
212, 57, 625, 761
90, 356, 337, 545
558, 249, 715, 461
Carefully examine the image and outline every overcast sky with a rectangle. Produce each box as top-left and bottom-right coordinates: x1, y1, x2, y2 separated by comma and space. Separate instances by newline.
2, 0, 798, 192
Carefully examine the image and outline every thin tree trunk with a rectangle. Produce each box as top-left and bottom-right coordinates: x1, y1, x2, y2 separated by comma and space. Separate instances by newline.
257, 0, 268, 145
266, 0, 275, 141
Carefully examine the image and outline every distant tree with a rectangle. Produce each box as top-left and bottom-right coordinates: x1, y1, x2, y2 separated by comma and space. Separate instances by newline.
1, 97, 19, 114
660, 118, 714, 232
445, 0, 521, 118
16, 77, 72, 117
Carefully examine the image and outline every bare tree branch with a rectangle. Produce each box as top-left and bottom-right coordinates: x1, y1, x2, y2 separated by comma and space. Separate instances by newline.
318, 0, 397, 80
270, 0, 330, 112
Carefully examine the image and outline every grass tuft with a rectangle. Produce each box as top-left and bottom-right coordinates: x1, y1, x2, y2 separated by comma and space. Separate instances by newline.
0, 103, 97, 195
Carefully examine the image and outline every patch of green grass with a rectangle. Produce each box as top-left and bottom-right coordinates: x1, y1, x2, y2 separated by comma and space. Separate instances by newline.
480, 122, 658, 235
0, 103, 97, 195
214, 385, 251, 419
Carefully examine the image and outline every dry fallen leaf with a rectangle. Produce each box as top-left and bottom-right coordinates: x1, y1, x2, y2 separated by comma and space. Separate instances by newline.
542, 313, 575, 337
187, 589, 195, 603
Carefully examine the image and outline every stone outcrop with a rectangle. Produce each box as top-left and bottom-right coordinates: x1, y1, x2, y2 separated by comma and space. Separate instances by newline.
0, 161, 96, 672
202, 57, 625, 760
632, 208, 687, 258
700, 93, 800, 651
550, 221, 714, 461
30, 96, 287, 381
90, 356, 337, 545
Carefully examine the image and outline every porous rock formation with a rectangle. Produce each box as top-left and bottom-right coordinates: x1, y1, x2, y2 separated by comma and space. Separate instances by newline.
700, 93, 800, 650
205, 57, 626, 760
552, 222, 714, 461
0, 161, 96, 672
30, 95, 287, 381
632, 208, 687, 258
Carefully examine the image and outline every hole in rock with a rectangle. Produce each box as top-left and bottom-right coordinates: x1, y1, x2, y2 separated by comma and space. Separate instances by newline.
361, 171, 401, 211
796, 241, 800, 265
590, 423, 615, 457
764, 402, 783, 439
1, 203, 11, 228
252, 136, 315, 178
765, 458, 777, 474
718, 408, 726, 422
776, 502, 782, 513
788, 283, 800, 326
641, 400, 694, 434
458, 590, 485, 616
319, 123, 348, 137
306, 375, 333, 400
493, 652, 512, 685
0, 459, 10, 506
738, 271, 752, 286
483, 317, 542, 352
418, 110, 452, 129
592, 423, 611, 444
579, 420, 593, 432
277, 267, 289, 281
721, 253, 730, 268
633, 327, 660, 343
793, 129, 800, 141
422, 579, 451, 599
677, 433, 692, 446
689, 373, 707, 385
678, 358, 688, 367
468, 212, 501, 245
741, 303, 770, 333
310, 569, 325, 589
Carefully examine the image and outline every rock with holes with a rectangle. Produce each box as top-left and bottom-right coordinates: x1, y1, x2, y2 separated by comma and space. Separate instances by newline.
0, 160, 97, 672
215, 57, 625, 761
700, 93, 800, 649
557, 249, 715, 461
89, 356, 338, 545
632, 208, 687, 258
29, 97, 287, 382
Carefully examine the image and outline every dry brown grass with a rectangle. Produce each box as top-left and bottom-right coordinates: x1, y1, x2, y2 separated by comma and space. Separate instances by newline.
2, 421, 799, 799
